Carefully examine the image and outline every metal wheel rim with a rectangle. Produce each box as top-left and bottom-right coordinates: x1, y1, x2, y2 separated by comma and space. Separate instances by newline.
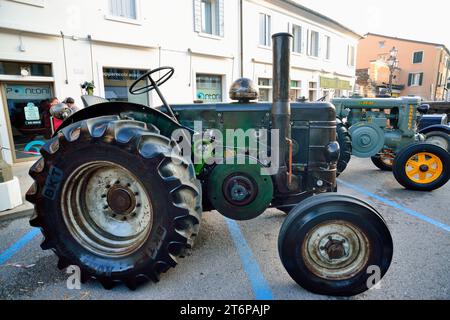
405, 152, 443, 184
61, 161, 153, 258
302, 220, 370, 280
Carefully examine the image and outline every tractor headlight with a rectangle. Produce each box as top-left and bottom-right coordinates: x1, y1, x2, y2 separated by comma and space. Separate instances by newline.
325, 141, 340, 163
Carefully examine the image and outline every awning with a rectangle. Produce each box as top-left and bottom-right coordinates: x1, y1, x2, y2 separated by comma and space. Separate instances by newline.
320, 77, 352, 90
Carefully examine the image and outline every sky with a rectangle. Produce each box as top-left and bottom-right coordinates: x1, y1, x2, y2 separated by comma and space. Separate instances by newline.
295, 0, 450, 47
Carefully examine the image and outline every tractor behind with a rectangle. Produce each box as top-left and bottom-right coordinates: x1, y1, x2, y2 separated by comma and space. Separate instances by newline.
333, 96, 450, 191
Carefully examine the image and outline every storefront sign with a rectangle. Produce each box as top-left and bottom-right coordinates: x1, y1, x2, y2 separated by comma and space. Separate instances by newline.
320, 77, 351, 90
6, 85, 51, 100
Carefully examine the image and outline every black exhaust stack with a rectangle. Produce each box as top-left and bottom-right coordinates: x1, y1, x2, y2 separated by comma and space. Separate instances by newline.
272, 33, 295, 192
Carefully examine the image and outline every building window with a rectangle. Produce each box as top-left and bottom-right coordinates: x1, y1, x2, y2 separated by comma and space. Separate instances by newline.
109, 0, 137, 19
325, 36, 331, 60
413, 51, 424, 64
379, 41, 385, 49
259, 13, 271, 47
196, 74, 223, 102
309, 81, 318, 101
347, 45, 355, 67
103, 68, 149, 105
258, 78, 272, 102
292, 24, 302, 53
290, 80, 302, 101
308, 30, 319, 57
408, 72, 424, 86
0, 61, 52, 77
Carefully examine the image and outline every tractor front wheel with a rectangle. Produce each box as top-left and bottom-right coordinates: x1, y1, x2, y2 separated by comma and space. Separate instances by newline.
393, 143, 450, 191
26, 116, 202, 290
278, 194, 393, 296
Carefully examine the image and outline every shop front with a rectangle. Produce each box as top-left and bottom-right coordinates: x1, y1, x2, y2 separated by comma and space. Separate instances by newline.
0, 61, 55, 163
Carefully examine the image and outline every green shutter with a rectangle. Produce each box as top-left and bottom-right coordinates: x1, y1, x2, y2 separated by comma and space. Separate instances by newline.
408, 73, 413, 86
419, 73, 423, 86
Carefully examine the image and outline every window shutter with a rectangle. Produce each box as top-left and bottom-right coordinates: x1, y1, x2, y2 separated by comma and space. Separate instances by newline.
408, 73, 413, 86
218, 0, 224, 37
193, 0, 202, 32
419, 73, 424, 86
307, 30, 310, 56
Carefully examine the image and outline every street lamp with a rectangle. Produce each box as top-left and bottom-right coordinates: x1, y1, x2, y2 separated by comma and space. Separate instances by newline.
387, 47, 399, 96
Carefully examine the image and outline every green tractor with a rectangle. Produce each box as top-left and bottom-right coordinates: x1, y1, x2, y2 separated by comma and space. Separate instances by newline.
26, 33, 393, 296
333, 96, 450, 191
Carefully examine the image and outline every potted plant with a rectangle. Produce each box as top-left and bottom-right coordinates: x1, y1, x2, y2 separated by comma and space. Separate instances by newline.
81, 81, 95, 96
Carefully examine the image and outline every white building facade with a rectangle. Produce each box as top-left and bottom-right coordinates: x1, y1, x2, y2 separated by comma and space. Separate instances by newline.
0, 0, 360, 164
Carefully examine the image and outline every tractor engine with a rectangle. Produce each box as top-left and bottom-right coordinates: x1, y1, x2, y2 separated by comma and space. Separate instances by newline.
171, 33, 339, 214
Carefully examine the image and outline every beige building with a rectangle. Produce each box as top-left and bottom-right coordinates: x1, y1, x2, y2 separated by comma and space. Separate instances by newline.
356, 33, 450, 100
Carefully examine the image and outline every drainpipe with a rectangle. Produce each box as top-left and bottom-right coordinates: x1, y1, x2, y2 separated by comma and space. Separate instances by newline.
239, 0, 244, 78
434, 48, 444, 100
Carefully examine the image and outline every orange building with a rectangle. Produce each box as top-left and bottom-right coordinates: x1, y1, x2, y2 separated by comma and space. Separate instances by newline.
356, 33, 450, 100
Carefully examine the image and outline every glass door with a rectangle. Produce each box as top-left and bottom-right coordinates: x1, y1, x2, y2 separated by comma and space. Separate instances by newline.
3, 83, 53, 161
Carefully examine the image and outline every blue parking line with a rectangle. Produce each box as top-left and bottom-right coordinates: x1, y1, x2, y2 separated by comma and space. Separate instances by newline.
338, 179, 450, 233
225, 218, 274, 300
0, 228, 40, 265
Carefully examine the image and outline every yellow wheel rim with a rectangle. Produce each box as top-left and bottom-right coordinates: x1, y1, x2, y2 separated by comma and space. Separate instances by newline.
405, 152, 443, 184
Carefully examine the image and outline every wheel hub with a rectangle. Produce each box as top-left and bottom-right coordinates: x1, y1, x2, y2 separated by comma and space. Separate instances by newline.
419, 164, 429, 173
107, 186, 136, 215
302, 221, 370, 280
320, 237, 348, 260
223, 175, 257, 206
61, 161, 153, 258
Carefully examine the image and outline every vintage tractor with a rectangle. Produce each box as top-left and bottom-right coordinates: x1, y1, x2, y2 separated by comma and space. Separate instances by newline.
333, 97, 450, 191
26, 33, 393, 296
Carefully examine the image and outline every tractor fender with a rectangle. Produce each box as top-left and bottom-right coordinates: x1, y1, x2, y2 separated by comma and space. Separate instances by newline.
419, 124, 450, 135
55, 102, 186, 139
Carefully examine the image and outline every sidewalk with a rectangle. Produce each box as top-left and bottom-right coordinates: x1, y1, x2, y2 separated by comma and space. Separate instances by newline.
0, 161, 34, 221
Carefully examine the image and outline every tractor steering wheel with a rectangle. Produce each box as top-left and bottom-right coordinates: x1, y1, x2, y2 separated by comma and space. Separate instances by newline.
129, 67, 174, 95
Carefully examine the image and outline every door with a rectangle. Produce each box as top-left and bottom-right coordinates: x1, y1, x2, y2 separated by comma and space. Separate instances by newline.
2, 82, 54, 162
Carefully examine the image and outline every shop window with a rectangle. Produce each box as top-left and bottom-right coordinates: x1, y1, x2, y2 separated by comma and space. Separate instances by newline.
103, 68, 149, 105
290, 80, 302, 101
4, 83, 53, 160
0, 61, 52, 77
258, 78, 272, 102
196, 74, 223, 102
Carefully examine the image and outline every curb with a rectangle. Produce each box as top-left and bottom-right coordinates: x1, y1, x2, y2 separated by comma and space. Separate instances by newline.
0, 206, 34, 222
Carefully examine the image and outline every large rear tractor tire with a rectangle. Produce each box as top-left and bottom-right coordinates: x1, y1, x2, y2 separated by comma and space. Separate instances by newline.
336, 121, 352, 177
26, 116, 202, 290
393, 143, 450, 191
278, 194, 393, 296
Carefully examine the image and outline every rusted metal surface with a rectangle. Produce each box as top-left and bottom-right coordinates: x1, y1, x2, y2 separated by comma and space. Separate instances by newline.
61, 161, 153, 258
301, 220, 370, 280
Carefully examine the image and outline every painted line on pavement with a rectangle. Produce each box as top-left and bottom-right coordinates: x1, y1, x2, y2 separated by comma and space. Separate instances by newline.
338, 179, 450, 233
0, 228, 40, 265
225, 218, 274, 300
